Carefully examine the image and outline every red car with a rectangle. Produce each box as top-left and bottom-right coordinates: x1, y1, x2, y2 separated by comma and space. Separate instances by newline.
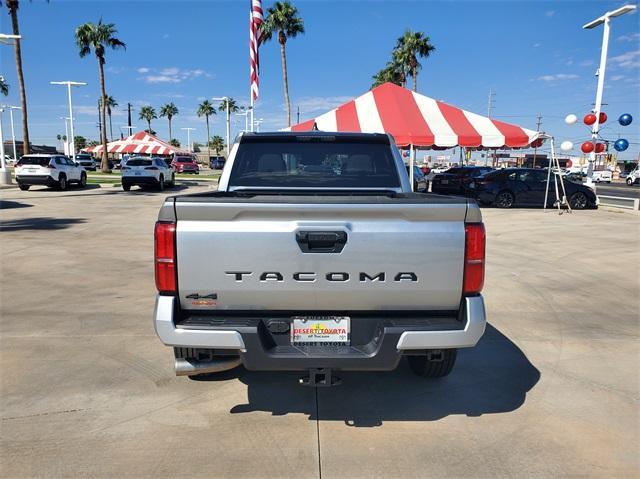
171, 155, 199, 174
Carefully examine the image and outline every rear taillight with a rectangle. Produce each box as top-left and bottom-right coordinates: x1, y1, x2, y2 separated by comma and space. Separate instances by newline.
154, 221, 177, 294
463, 223, 485, 295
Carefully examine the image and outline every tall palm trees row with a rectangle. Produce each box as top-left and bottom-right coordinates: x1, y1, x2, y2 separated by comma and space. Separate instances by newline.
372, 29, 436, 92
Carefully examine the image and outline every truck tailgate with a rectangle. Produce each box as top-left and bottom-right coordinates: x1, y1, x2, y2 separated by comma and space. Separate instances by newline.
173, 195, 468, 312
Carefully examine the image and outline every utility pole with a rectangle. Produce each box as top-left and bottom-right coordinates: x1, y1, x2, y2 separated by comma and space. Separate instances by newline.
127, 102, 133, 130
532, 113, 542, 168
297, 106, 300, 125
487, 89, 496, 166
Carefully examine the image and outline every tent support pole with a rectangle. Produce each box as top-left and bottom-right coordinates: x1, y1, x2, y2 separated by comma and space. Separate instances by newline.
409, 144, 415, 191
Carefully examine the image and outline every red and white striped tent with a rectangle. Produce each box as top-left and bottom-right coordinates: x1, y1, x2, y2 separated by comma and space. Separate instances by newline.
85, 131, 189, 156
288, 82, 543, 149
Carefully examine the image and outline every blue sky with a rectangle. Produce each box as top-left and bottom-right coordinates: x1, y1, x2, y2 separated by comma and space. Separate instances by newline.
1, 0, 639, 160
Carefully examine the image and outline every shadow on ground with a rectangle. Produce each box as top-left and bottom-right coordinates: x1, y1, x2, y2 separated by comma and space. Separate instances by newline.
0, 200, 33, 210
197, 324, 540, 426
0, 217, 86, 231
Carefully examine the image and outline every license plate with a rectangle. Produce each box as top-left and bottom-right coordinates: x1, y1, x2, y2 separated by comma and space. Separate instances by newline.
291, 316, 350, 345
134, 171, 142, 176
441, 179, 449, 185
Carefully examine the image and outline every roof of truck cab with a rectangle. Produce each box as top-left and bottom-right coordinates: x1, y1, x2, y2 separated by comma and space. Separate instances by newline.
239, 131, 392, 143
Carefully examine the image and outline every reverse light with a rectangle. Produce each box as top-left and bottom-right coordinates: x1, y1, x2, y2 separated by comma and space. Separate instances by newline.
154, 221, 177, 294
463, 223, 485, 295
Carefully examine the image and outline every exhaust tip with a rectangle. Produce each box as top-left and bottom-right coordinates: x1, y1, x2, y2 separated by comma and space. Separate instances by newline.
175, 356, 242, 376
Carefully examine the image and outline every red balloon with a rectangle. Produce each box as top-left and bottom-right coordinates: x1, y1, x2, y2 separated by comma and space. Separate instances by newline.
599, 112, 607, 124
595, 143, 606, 153
584, 114, 597, 126
581, 141, 595, 153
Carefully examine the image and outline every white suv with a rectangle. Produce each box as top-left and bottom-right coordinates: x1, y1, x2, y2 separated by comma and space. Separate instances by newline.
626, 167, 639, 186
15, 154, 87, 191
592, 170, 612, 183
121, 156, 175, 191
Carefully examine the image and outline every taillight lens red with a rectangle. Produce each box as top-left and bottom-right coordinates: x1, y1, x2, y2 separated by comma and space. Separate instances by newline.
463, 223, 485, 295
154, 221, 177, 294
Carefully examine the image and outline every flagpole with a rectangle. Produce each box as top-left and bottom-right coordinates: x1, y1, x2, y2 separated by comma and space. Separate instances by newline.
250, 96, 254, 132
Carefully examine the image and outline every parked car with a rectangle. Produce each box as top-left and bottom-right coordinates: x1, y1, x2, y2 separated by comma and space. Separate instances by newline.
121, 156, 175, 191
209, 156, 226, 169
625, 167, 639, 186
171, 155, 199, 174
406, 165, 428, 192
592, 170, 612, 183
469, 168, 597, 209
153, 131, 487, 383
4, 154, 17, 167
74, 153, 97, 171
15, 154, 87, 191
431, 166, 494, 196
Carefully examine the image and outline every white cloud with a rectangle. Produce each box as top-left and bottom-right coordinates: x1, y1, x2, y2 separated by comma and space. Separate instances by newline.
533, 43, 541, 48
162, 33, 170, 40
609, 49, 640, 68
610, 75, 626, 81
138, 67, 212, 83
618, 32, 640, 42
579, 59, 594, 67
545, 10, 555, 17
294, 96, 354, 114
74, 105, 124, 117
537, 73, 579, 82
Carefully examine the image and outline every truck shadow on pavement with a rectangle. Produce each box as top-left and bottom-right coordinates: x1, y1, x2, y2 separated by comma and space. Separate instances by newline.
220, 324, 540, 426
0, 217, 86, 231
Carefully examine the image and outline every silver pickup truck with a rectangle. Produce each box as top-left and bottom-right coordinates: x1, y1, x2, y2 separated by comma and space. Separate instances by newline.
153, 132, 486, 386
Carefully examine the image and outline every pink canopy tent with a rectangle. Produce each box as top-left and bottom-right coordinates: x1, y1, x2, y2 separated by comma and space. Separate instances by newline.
288, 82, 544, 149
85, 131, 190, 156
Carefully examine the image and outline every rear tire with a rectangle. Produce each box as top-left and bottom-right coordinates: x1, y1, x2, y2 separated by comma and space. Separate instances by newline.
408, 349, 457, 378
79, 172, 87, 188
167, 173, 175, 187
18, 184, 30, 191
57, 175, 67, 191
122, 183, 131, 191
495, 190, 514, 208
157, 175, 165, 191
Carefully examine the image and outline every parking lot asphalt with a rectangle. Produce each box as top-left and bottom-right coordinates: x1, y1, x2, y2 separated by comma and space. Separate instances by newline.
594, 182, 640, 199
1, 185, 638, 478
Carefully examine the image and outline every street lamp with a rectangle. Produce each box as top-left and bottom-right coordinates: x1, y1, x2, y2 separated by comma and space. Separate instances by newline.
181, 127, 195, 152
253, 118, 264, 132
50, 81, 87, 159
212, 96, 230, 156
582, 4, 637, 187
0, 33, 21, 184
120, 125, 136, 139
1, 105, 21, 163
237, 107, 252, 133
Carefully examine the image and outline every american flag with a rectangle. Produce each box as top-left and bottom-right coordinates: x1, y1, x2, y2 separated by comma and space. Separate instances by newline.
249, 0, 264, 102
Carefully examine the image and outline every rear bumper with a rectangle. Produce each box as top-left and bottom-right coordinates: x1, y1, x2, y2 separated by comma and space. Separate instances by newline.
16, 175, 56, 186
122, 175, 159, 185
153, 295, 486, 371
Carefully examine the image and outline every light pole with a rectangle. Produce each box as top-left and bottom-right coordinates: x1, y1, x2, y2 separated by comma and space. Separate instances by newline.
253, 118, 264, 132
50, 81, 87, 159
181, 127, 195, 152
0, 33, 21, 184
60, 117, 70, 155
212, 96, 230, 156
582, 4, 637, 187
120, 125, 136, 138
1, 105, 21, 162
237, 107, 252, 132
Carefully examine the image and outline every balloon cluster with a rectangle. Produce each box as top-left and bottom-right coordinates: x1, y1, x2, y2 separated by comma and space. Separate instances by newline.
562, 112, 633, 153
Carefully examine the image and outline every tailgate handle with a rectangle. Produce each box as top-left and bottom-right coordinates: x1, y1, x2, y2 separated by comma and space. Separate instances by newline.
296, 231, 347, 253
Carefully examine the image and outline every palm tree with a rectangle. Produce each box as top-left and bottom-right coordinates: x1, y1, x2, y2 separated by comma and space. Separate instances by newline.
99, 95, 118, 141
209, 135, 225, 156
261, 1, 305, 127
371, 62, 405, 89
4, 1, 31, 153
169, 138, 180, 147
139, 106, 157, 134
197, 100, 216, 159
218, 97, 239, 114
394, 30, 435, 92
0, 76, 8, 96
159, 102, 179, 141
75, 19, 125, 172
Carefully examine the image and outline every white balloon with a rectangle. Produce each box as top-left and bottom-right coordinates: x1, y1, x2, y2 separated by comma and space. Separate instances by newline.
560, 141, 574, 151
565, 114, 578, 125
